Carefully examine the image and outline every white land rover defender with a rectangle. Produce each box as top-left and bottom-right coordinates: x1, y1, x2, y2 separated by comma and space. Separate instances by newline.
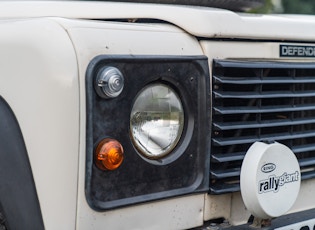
1, 1, 315, 229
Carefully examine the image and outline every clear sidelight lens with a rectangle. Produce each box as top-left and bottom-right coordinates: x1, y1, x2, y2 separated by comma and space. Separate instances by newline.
95, 66, 124, 98
130, 84, 184, 159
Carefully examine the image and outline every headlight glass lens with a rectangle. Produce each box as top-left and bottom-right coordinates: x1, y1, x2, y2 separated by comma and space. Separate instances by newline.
130, 84, 184, 159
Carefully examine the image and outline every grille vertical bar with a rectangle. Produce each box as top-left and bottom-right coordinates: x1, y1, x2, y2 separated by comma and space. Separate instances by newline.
210, 60, 315, 194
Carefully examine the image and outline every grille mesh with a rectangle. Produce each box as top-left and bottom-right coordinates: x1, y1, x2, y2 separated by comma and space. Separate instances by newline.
210, 59, 315, 194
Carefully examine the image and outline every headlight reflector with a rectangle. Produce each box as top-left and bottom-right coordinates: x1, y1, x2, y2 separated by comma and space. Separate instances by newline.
130, 84, 184, 159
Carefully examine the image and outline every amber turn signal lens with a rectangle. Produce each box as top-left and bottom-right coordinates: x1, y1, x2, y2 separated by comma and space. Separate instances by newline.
95, 138, 124, 171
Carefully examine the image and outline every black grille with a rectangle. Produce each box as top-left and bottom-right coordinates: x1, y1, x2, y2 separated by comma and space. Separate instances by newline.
210, 59, 315, 194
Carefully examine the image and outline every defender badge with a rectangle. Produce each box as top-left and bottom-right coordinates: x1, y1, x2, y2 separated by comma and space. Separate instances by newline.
280, 44, 315, 58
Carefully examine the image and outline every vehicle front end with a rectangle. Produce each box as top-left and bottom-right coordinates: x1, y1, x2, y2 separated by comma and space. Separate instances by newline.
0, 1, 315, 229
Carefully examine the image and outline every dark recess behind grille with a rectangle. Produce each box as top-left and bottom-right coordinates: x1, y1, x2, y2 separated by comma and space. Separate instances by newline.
210, 59, 315, 194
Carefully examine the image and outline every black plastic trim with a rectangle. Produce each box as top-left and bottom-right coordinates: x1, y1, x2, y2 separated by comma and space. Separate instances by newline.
210, 59, 315, 195
0, 96, 44, 230
86, 55, 211, 210
208, 208, 315, 230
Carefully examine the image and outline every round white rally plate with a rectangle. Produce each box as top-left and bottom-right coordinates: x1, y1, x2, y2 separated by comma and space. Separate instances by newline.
240, 141, 301, 219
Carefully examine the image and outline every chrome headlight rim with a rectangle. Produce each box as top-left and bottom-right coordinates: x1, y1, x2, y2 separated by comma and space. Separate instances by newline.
129, 80, 194, 165
130, 83, 185, 160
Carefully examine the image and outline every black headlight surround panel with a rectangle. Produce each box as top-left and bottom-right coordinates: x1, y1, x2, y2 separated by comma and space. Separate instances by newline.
86, 55, 210, 210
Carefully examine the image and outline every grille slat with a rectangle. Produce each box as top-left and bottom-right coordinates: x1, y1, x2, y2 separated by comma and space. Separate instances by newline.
210, 59, 315, 194
211, 159, 315, 179
214, 104, 315, 115
301, 171, 315, 180
293, 144, 315, 153
214, 75, 315, 84
299, 157, 315, 167
214, 118, 315, 130
210, 168, 240, 179
210, 184, 240, 194
213, 131, 315, 146
211, 152, 245, 163
212, 145, 315, 163
213, 60, 315, 69
214, 90, 315, 99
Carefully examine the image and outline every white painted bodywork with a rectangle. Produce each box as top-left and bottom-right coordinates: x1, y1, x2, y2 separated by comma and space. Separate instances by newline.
0, 1, 315, 229
62, 18, 205, 230
0, 1, 315, 41
0, 18, 79, 229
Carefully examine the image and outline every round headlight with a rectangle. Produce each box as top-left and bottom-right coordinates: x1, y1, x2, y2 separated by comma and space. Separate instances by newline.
130, 84, 184, 159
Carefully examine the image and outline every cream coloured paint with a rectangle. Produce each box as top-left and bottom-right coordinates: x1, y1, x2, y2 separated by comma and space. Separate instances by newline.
53, 18, 207, 229
0, 18, 79, 229
0, 15, 208, 229
0, 1, 315, 41
0, 3, 314, 229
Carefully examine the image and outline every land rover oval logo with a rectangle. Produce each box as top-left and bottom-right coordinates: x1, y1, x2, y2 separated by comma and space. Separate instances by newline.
261, 163, 276, 173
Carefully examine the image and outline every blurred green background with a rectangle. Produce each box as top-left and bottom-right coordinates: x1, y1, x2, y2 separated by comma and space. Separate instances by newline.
254, 0, 315, 14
